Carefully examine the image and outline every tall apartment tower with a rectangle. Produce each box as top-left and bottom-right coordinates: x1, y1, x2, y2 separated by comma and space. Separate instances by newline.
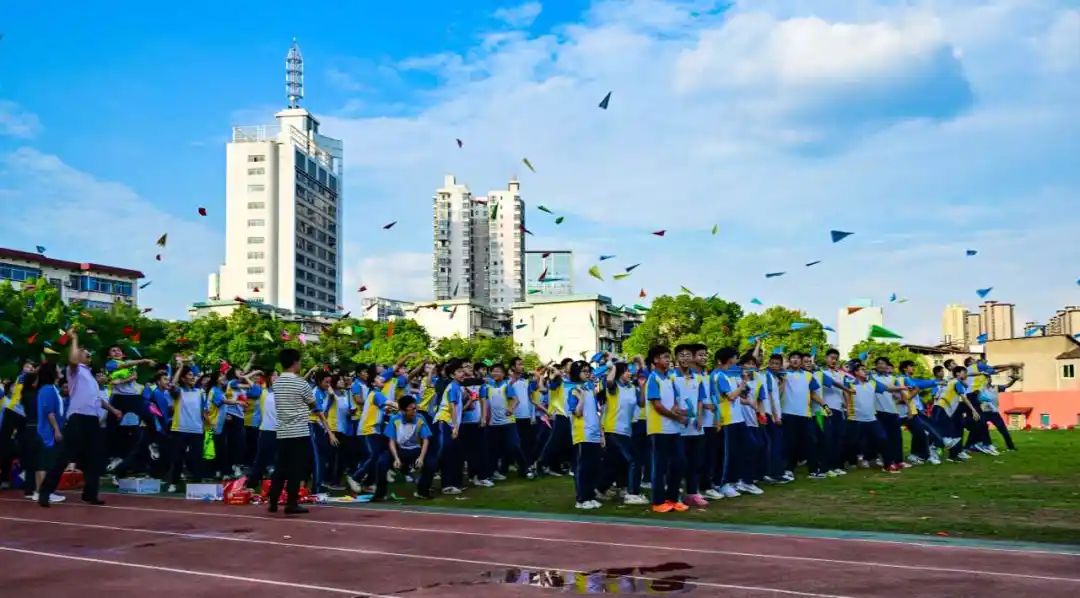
941, 303, 967, 345
432, 174, 524, 310
209, 40, 344, 313
980, 300, 1015, 341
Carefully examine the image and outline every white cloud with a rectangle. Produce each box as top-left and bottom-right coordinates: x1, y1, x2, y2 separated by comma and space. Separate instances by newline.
0, 100, 42, 139
493, 2, 543, 28
343, 251, 431, 307
1036, 8, 1080, 73
0, 147, 221, 319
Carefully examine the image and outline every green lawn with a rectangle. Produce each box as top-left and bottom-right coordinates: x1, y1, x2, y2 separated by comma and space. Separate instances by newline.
401, 430, 1080, 545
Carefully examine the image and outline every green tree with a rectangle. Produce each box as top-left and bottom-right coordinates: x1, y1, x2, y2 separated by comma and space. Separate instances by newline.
733, 305, 827, 357
433, 335, 540, 369
848, 339, 931, 378
622, 294, 743, 356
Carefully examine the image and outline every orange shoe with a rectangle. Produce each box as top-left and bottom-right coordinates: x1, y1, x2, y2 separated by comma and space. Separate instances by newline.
651, 502, 674, 513
671, 501, 690, 512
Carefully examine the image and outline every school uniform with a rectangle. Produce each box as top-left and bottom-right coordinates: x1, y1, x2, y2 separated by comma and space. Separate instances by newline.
849, 380, 889, 461
0, 376, 29, 490
461, 382, 486, 483
902, 377, 945, 460
434, 380, 465, 489
383, 413, 436, 496
646, 369, 684, 506
38, 365, 108, 505
820, 369, 850, 472
760, 370, 786, 479
972, 383, 1016, 450
870, 373, 905, 467
539, 376, 573, 473
484, 379, 529, 478
674, 368, 706, 496
780, 369, 823, 475
167, 386, 208, 485
350, 388, 389, 489
245, 385, 277, 488
242, 382, 261, 466
933, 379, 969, 459
742, 372, 767, 483
35, 384, 65, 473
509, 375, 535, 466
714, 368, 751, 487
568, 381, 603, 504
327, 389, 356, 483
599, 380, 642, 495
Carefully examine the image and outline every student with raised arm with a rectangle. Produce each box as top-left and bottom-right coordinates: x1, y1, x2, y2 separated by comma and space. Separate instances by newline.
935, 366, 980, 462
599, 360, 648, 505
165, 363, 208, 493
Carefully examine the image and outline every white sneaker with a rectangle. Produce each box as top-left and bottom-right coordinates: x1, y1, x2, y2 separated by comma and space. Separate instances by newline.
783, 470, 794, 479
587, 500, 603, 509
575, 501, 592, 510
345, 476, 362, 494
602, 487, 618, 499
826, 470, 838, 478
986, 445, 1000, 456
957, 451, 971, 461
106, 457, 122, 472
703, 488, 724, 500
441, 486, 462, 495
47, 493, 66, 503
874, 458, 884, 467
640, 481, 652, 490
623, 493, 650, 505
472, 478, 495, 488
232, 465, 244, 478
166, 484, 179, 493
492, 472, 507, 481
720, 484, 741, 498
387, 470, 397, 483
928, 455, 942, 465
542, 467, 562, 478
28, 492, 38, 501
743, 483, 764, 495
907, 455, 924, 465
149, 443, 161, 460
944, 437, 960, 449
832, 469, 847, 476
762, 476, 777, 483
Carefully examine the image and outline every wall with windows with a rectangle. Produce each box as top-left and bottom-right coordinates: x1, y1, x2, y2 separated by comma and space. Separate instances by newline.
998, 390, 1080, 429
0, 255, 139, 309
986, 335, 1080, 392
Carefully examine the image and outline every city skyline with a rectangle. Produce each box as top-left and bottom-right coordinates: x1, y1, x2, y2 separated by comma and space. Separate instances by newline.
1, 1, 1077, 345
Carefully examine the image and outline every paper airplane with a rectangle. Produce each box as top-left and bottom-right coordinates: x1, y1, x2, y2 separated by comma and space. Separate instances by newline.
830, 230, 853, 243
598, 91, 611, 110
868, 324, 903, 339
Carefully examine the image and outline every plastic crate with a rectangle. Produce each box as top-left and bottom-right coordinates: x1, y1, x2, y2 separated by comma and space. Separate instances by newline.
58, 470, 84, 490
117, 478, 162, 494
185, 482, 224, 501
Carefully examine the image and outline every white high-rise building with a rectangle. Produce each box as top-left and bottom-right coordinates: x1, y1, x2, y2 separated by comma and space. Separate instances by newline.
837, 298, 886, 357
432, 174, 524, 310
209, 40, 344, 313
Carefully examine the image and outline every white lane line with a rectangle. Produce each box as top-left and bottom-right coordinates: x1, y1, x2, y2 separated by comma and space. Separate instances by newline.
0, 545, 398, 597
9, 500, 1076, 584
0, 515, 851, 598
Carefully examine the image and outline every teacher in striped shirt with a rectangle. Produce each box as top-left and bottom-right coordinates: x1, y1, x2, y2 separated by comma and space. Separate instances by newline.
268, 348, 336, 515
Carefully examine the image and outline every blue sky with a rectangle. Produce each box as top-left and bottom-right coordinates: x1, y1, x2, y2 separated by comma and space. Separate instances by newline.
1, 0, 1078, 343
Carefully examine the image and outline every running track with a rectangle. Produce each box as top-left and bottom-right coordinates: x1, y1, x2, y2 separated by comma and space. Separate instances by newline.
0, 493, 1077, 596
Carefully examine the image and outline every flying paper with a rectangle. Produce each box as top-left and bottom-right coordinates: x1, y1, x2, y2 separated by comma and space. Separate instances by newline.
897, 298, 909, 304
889, 293, 897, 302
598, 91, 611, 110
830, 230, 853, 243
589, 314, 595, 328
790, 322, 810, 331
680, 286, 694, 296
966, 249, 978, 256
868, 324, 903, 339
27, 332, 39, 344
262, 330, 273, 342
491, 203, 499, 219
456, 138, 463, 148
382, 221, 397, 230
750, 297, 763, 305
588, 265, 604, 281
823, 326, 836, 332
765, 272, 785, 278
543, 325, 550, 337
976, 333, 988, 344
847, 306, 864, 315
523, 157, 535, 173
711, 224, 718, 235
198, 207, 207, 216
625, 264, 640, 272
43, 347, 60, 356
858, 351, 869, 361
139, 281, 152, 289
537, 205, 553, 214
599, 255, 615, 261
632, 304, 648, 312
358, 285, 368, 293
805, 260, 821, 267
651, 230, 666, 237
0, 334, 12, 345
520, 225, 534, 236
515, 323, 527, 329
541, 252, 551, 258
772, 345, 786, 355
155, 254, 162, 261
538, 267, 548, 282
554, 216, 564, 224
528, 289, 542, 294
976, 287, 993, 299
639, 289, 647, 298
387, 322, 395, 338
613, 273, 630, 280
156, 234, 167, 247
35, 245, 46, 254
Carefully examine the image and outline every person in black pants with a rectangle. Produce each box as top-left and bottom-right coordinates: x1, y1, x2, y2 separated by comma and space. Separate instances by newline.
39, 329, 121, 507
267, 349, 337, 515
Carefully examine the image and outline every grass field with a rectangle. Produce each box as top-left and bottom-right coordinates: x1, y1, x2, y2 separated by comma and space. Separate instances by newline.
406, 429, 1080, 545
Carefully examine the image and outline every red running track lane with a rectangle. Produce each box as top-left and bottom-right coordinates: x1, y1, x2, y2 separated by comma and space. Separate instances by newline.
0, 494, 1077, 597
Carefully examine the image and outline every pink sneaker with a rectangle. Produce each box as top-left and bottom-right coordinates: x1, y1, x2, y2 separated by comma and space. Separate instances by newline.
686, 494, 709, 508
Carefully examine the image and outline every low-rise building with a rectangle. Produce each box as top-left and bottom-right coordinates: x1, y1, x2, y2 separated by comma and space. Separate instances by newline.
0, 247, 143, 310
985, 335, 1080, 429
512, 294, 626, 363
188, 298, 342, 342
361, 297, 410, 323
408, 298, 508, 340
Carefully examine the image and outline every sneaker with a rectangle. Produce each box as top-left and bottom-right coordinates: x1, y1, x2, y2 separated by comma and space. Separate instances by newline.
762, 475, 777, 484
587, 500, 603, 509
886, 464, 902, 474
623, 493, 650, 505
719, 484, 741, 498
640, 481, 652, 490
525, 471, 536, 480
594, 490, 609, 502
907, 455, 925, 465
602, 487, 618, 499
739, 482, 764, 495
492, 472, 507, 481
441, 486, 462, 495
651, 502, 674, 513
783, 470, 794, 479
685, 494, 709, 508
149, 443, 160, 460
957, 451, 971, 461
808, 472, 827, 480
412, 492, 432, 500
387, 470, 397, 483
472, 478, 495, 488
671, 501, 690, 512
826, 470, 838, 478
985, 445, 1000, 456
542, 467, 562, 478
944, 437, 960, 449
703, 489, 724, 500
404, 475, 414, 483
106, 457, 122, 473
874, 458, 884, 468
928, 455, 942, 465
575, 501, 594, 510
345, 477, 362, 494
232, 465, 244, 478
899, 462, 913, 469
857, 459, 871, 469
28, 492, 38, 501
831, 469, 847, 476
47, 493, 66, 503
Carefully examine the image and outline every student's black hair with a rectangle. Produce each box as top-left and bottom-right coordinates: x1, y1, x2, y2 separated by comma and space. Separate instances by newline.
225, 367, 238, 381
875, 357, 892, 366
509, 356, 523, 369
398, 395, 417, 411
767, 353, 783, 363
933, 365, 945, 375
646, 345, 671, 366
279, 348, 302, 369
788, 351, 802, 359
490, 363, 506, 373
952, 365, 967, 376
569, 360, 592, 382
738, 352, 758, 366
560, 357, 574, 367
314, 371, 331, 385
473, 362, 487, 372
825, 348, 840, 358
713, 347, 738, 365
964, 357, 975, 366
206, 371, 223, 389
943, 359, 956, 369
445, 359, 464, 375
673, 344, 694, 356
899, 360, 915, 371
153, 370, 169, 383
689, 343, 708, 354
36, 363, 58, 386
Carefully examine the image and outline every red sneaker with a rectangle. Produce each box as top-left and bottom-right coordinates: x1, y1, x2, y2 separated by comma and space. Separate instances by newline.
651, 502, 674, 513
671, 501, 690, 512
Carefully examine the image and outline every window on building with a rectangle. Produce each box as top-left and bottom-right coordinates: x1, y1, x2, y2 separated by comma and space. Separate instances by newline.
1063, 364, 1076, 379
247, 251, 265, 260
0, 263, 42, 282
248, 237, 265, 244
1040, 413, 1051, 427
74, 276, 133, 297
247, 219, 265, 227
247, 184, 265, 192
295, 149, 305, 165
247, 267, 264, 274
307, 159, 317, 178
328, 174, 337, 191
247, 167, 265, 175
247, 201, 265, 209
248, 155, 266, 163
246, 281, 263, 290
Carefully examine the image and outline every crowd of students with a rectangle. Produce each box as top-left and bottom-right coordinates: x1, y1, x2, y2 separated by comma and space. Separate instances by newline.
0, 331, 1021, 514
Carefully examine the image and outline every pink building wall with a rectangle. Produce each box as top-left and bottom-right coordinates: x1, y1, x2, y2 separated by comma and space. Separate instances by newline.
998, 391, 1080, 428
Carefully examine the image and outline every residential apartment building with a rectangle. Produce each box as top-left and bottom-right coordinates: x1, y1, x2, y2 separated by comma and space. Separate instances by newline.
512, 294, 626, 363
0, 247, 143, 310
409, 299, 507, 340
525, 250, 573, 297
980, 300, 1015, 341
1047, 306, 1080, 337
361, 296, 410, 323
432, 174, 524, 311
209, 40, 344, 314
